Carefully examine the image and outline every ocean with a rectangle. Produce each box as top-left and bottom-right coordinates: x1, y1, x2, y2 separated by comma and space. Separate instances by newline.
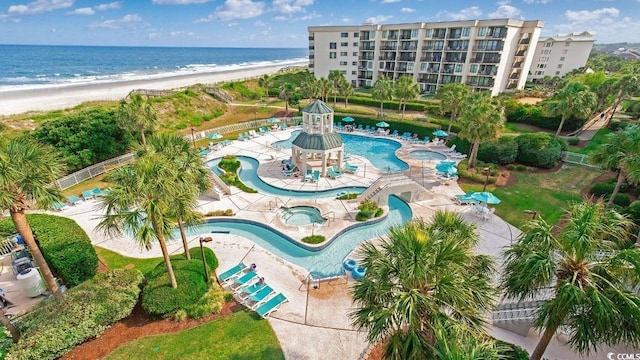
0, 45, 308, 91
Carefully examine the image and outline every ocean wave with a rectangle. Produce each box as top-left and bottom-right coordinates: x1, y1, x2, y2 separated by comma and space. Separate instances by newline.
0, 57, 309, 93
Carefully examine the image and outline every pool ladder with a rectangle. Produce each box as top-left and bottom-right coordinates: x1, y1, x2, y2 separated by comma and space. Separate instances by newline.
269, 197, 285, 210
321, 211, 335, 223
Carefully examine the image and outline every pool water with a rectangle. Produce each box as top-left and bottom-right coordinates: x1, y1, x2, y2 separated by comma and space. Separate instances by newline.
272, 130, 409, 171
282, 206, 326, 226
409, 150, 447, 161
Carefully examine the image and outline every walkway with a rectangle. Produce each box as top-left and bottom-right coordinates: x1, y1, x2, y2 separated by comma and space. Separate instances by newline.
51, 128, 637, 359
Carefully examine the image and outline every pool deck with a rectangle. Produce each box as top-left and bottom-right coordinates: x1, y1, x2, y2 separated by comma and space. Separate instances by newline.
43, 128, 637, 359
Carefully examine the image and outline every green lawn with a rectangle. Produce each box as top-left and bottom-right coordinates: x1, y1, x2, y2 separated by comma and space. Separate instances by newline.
95, 246, 165, 276
106, 311, 284, 360
502, 122, 541, 135
571, 128, 612, 155
461, 164, 604, 228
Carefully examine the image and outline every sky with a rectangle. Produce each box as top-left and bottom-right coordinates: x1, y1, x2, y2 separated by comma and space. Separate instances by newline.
0, 0, 639, 48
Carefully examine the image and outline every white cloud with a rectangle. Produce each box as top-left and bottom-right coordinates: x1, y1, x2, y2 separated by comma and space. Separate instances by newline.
497, 0, 510, 5
297, 11, 320, 21
341, 17, 351, 23
7, 0, 73, 15
401, 7, 415, 13
273, 15, 287, 21
197, 0, 265, 22
437, 6, 482, 21
68, 7, 94, 15
523, 0, 551, 3
365, 15, 392, 23
381, 0, 400, 3
254, 19, 266, 26
272, 0, 313, 14
89, 13, 143, 29
152, 0, 211, 4
488, 5, 520, 18
565, 7, 619, 23
94, 2, 122, 11
227, 22, 239, 27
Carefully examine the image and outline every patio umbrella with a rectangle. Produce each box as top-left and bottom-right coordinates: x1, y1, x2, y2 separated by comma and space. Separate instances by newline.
267, 117, 280, 123
207, 133, 222, 140
432, 130, 448, 137
342, 116, 355, 123
375, 121, 390, 128
435, 163, 457, 176
471, 191, 501, 205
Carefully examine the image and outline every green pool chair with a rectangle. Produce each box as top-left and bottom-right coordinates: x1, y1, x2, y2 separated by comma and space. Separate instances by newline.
231, 271, 258, 289
247, 285, 275, 308
255, 293, 288, 318
218, 263, 247, 283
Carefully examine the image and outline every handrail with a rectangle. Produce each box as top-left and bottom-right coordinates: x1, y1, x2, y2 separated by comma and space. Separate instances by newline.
269, 197, 285, 210
321, 211, 335, 223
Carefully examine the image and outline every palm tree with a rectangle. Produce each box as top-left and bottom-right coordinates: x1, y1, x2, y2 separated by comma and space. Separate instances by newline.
393, 76, 420, 118
98, 153, 182, 288
372, 75, 393, 118
608, 75, 640, 122
501, 201, 640, 360
544, 82, 597, 140
435, 83, 471, 132
117, 93, 157, 147
328, 70, 346, 107
301, 77, 319, 100
350, 212, 496, 359
590, 125, 640, 208
0, 139, 65, 300
279, 82, 295, 116
456, 92, 504, 168
317, 77, 332, 102
258, 74, 271, 100
595, 76, 618, 111
341, 81, 354, 108
141, 133, 211, 260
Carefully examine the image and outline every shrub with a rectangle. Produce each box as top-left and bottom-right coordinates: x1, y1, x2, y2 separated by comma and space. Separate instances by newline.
626, 200, 640, 224
457, 160, 498, 184
0, 214, 98, 288
515, 133, 563, 168
506, 164, 516, 170
607, 193, 631, 208
496, 340, 530, 360
589, 182, 615, 197
141, 247, 218, 318
477, 137, 518, 165
506, 103, 584, 131
205, 209, 234, 216
8, 269, 143, 360
605, 178, 629, 193
217, 156, 257, 193
566, 137, 580, 145
515, 164, 527, 171
337, 192, 358, 200
302, 235, 325, 244
183, 283, 225, 319
357, 200, 380, 221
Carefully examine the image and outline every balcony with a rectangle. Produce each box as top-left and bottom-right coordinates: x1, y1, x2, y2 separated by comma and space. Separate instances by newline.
400, 46, 417, 51
510, 73, 520, 79
308, 36, 314, 41
473, 45, 504, 52
378, 56, 396, 61
309, 55, 314, 59
380, 46, 397, 51
515, 50, 526, 57
399, 55, 415, 61
359, 45, 376, 51
308, 45, 314, 50
359, 55, 374, 60
400, 34, 412, 40
519, 38, 530, 45
513, 62, 523, 68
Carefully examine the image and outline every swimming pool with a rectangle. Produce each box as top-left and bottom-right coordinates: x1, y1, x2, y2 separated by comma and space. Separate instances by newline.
272, 130, 409, 171
409, 150, 447, 161
182, 195, 412, 277
282, 206, 326, 226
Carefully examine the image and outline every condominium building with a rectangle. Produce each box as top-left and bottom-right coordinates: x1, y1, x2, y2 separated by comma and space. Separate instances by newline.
528, 31, 595, 82
308, 19, 544, 96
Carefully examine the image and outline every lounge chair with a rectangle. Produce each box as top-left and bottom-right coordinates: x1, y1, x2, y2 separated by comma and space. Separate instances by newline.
454, 194, 477, 205
279, 123, 288, 130
255, 293, 288, 318
401, 132, 412, 140
237, 133, 246, 141
67, 195, 82, 205
247, 285, 275, 308
258, 127, 268, 135
363, 125, 371, 132
91, 187, 103, 197
304, 169, 312, 182
249, 130, 258, 138
445, 144, 457, 153
236, 281, 267, 297
218, 263, 248, 283
51, 201, 67, 211
390, 130, 399, 137
328, 166, 343, 179
81, 190, 94, 201
344, 162, 358, 174
356, 124, 363, 131
335, 122, 343, 130
313, 170, 320, 182
231, 271, 258, 289
282, 169, 294, 177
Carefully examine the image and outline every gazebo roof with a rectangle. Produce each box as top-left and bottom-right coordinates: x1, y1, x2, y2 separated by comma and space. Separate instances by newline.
292, 132, 343, 151
302, 100, 333, 114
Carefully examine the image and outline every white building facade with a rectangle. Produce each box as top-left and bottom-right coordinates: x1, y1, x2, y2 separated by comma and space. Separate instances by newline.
528, 31, 595, 82
308, 19, 544, 96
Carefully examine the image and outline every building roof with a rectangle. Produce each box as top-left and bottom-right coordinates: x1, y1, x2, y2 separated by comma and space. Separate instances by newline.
302, 100, 333, 114
538, 31, 595, 42
292, 132, 343, 151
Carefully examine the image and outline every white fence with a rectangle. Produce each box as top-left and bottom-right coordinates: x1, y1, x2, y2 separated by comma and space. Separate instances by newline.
561, 151, 599, 168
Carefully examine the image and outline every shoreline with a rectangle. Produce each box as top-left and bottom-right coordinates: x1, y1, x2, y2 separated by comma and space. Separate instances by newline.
0, 60, 307, 116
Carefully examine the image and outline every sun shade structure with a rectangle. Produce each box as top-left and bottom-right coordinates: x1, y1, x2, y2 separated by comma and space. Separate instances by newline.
376, 121, 390, 128
342, 116, 355, 122
291, 100, 344, 177
267, 117, 280, 123
432, 130, 448, 137
471, 191, 501, 204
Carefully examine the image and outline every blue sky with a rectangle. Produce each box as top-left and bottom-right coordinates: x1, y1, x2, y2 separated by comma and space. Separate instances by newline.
1, 0, 639, 47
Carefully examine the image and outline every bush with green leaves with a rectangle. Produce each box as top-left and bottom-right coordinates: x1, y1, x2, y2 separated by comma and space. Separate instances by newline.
506, 103, 583, 131
566, 137, 580, 145
142, 247, 218, 318
589, 182, 616, 197
477, 137, 518, 165
626, 201, 640, 225
607, 193, 631, 208
7, 269, 143, 360
605, 178, 629, 193
457, 160, 498, 184
183, 282, 225, 319
515, 133, 563, 168
0, 214, 97, 287
301, 235, 325, 244
356, 200, 381, 221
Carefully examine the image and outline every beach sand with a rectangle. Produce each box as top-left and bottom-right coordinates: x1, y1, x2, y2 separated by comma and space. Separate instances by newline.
0, 60, 307, 116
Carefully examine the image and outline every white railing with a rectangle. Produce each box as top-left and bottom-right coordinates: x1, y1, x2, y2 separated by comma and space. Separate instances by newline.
561, 151, 600, 168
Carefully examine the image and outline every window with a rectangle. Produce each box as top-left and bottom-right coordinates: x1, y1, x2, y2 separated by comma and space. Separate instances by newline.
352, 70, 357, 75
545, 42, 552, 48
411, 29, 419, 38
537, 63, 546, 69
340, 61, 347, 66
462, 27, 470, 37
557, 64, 563, 68
455, 63, 463, 73
340, 51, 347, 56
330, 42, 336, 49
379, 62, 384, 69
535, 70, 544, 75
562, 49, 568, 54
565, 42, 570, 46
341, 32, 348, 38
353, 42, 358, 47
539, 56, 549, 62
425, 29, 433, 38
352, 61, 357, 66
407, 63, 414, 71
367, 61, 373, 69
329, 52, 336, 58
382, 30, 389, 39
353, 52, 358, 56
420, 62, 427, 71
470, 64, 478, 73
478, 27, 486, 36
555, 71, 561, 75
559, 57, 565, 61
341, 42, 348, 47
353, 32, 359, 37
543, 50, 551, 55
341, 70, 347, 75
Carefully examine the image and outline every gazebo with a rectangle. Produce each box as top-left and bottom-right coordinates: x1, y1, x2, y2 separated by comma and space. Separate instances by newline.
291, 100, 344, 177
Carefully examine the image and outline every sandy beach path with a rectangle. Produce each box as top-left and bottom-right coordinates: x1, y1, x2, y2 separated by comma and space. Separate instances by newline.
0, 61, 307, 116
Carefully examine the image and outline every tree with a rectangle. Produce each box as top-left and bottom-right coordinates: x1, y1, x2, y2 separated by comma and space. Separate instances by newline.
350, 212, 496, 360
608, 75, 640, 123
117, 93, 157, 147
98, 152, 182, 288
328, 70, 346, 107
0, 139, 65, 300
589, 125, 640, 208
341, 81, 354, 108
257, 74, 271, 100
456, 92, 504, 168
435, 83, 471, 132
141, 133, 211, 260
317, 77, 332, 103
393, 76, 420, 119
301, 76, 319, 99
0, 313, 19, 342
279, 82, 295, 116
544, 82, 597, 140
595, 77, 618, 112
501, 201, 640, 360
372, 75, 393, 118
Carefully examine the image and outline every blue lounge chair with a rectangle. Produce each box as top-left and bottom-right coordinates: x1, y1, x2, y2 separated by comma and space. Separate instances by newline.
51, 201, 67, 211
363, 125, 371, 132
282, 169, 294, 177
390, 130, 399, 137
255, 293, 288, 318
248, 285, 275, 308
81, 190, 94, 201
279, 123, 288, 130
344, 162, 358, 174
237, 281, 267, 298
312, 170, 320, 182
335, 122, 343, 129
231, 271, 258, 288
356, 124, 363, 131
91, 187, 103, 197
304, 169, 312, 182
218, 263, 248, 283
67, 195, 82, 205
454, 191, 477, 205
328, 167, 343, 179
401, 132, 412, 140
237, 133, 246, 141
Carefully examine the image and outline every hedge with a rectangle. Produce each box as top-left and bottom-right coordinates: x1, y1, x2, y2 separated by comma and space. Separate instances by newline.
0, 214, 98, 287
334, 115, 443, 138
589, 182, 616, 197
142, 247, 218, 318
457, 160, 498, 184
626, 200, 640, 224
477, 137, 519, 165
515, 133, 564, 169
7, 269, 143, 360
333, 95, 434, 112
506, 103, 584, 131
606, 193, 631, 208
